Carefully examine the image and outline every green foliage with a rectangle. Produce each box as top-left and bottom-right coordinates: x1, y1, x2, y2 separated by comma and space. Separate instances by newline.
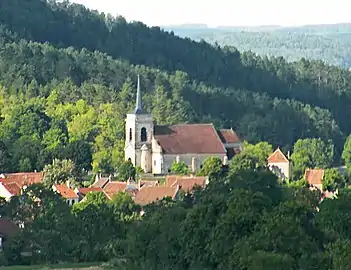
42, 159, 77, 187
170, 161, 189, 175
197, 156, 223, 177
286, 178, 307, 188
342, 134, 351, 173
291, 138, 334, 179
323, 168, 345, 191
118, 160, 136, 181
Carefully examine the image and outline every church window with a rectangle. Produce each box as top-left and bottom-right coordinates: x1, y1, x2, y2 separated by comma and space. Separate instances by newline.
129, 128, 132, 141
141, 127, 147, 142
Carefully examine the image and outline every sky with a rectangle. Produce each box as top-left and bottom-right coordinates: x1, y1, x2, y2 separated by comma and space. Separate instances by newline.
72, 0, 351, 27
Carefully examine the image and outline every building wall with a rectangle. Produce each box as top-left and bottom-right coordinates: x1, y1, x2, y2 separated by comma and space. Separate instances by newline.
66, 198, 79, 206
0, 183, 12, 201
125, 113, 154, 168
163, 153, 226, 174
268, 161, 292, 180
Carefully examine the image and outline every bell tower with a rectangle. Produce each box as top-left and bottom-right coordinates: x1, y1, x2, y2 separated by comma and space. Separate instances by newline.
124, 75, 153, 170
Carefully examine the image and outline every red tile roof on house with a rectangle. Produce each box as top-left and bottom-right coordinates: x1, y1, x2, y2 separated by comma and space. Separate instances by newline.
134, 186, 179, 205
218, 129, 241, 144
0, 217, 20, 238
54, 184, 78, 199
91, 177, 109, 188
305, 169, 325, 185
267, 148, 289, 163
102, 181, 127, 200
78, 187, 103, 196
154, 124, 226, 154
0, 172, 43, 186
2, 182, 22, 196
166, 175, 207, 193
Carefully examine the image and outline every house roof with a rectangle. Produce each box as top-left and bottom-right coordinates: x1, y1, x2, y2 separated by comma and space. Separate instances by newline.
2, 182, 22, 196
134, 186, 179, 205
0, 172, 43, 186
54, 184, 78, 199
166, 175, 207, 193
78, 187, 103, 196
91, 177, 109, 188
154, 124, 226, 155
139, 180, 159, 188
305, 169, 325, 185
267, 148, 289, 163
0, 217, 20, 238
218, 129, 241, 144
102, 181, 127, 200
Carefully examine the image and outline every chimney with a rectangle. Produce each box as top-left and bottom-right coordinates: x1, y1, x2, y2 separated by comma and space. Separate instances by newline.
287, 151, 291, 160
66, 180, 70, 188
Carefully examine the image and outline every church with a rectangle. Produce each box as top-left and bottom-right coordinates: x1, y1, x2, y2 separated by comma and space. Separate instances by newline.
124, 76, 243, 175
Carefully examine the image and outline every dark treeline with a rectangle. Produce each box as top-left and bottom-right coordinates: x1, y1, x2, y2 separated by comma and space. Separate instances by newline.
2, 167, 351, 269
1, 1, 351, 144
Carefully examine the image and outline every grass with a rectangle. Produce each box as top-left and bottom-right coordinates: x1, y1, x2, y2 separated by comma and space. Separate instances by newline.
2, 262, 102, 270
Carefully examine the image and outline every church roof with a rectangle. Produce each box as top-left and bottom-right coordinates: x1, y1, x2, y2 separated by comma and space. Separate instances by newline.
154, 124, 227, 155
267, 148, 289, 163
218, 129, 241, 144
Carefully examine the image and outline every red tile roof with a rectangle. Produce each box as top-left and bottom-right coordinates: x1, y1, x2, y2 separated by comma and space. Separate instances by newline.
218, 129, 241, 144
267, 148, 289, 163
103, 182, 127, 200
154, 124, 226, 154
0, 218, 20, 238
0, 172, 43, 187
78, 187, 103, 196
134, 186, 179, 205
166, 175, 207, 192
91, 177, 109, 188
305, 169, 325, 186
2, 182, 22, 196
54, 184, 78, 199
140, 180, 159, 188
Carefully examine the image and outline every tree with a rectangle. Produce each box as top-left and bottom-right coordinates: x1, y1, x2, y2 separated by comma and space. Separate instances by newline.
170, 161, 189, 175
342, 134, 351, 172
291, 138, 334, 179
323, 168, 344, 191
118, 160, 136, 181
197, 156, 223, 178
42, 159, 77, 187
229, 152, 261, 175
242, 141, 273, 167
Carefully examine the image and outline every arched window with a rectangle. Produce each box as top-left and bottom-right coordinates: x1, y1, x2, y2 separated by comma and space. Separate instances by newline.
141, 127, 147, 142
129, 128, 132, 141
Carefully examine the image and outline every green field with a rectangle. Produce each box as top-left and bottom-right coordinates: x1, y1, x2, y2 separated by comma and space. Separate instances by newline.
2, 262, 102, 270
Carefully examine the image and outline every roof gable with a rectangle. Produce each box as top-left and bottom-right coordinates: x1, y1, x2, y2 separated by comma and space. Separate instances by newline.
267, 148, 289, 163
305, 169, 325, 185
3, 182, 22, 196
218, 129, 241, 144
154, 124, 226, 155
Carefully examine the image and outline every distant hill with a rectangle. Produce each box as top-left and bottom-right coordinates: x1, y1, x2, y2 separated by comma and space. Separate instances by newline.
162, 23, 351, 68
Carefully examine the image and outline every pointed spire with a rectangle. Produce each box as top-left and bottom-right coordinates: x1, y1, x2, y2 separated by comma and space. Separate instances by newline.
135, 75, 143, 114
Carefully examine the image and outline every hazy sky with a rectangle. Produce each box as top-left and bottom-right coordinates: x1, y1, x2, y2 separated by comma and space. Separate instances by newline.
72, 0, 351, 27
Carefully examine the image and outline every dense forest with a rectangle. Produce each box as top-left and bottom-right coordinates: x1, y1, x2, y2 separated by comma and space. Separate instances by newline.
164, 24, 351, 68
3, 1, 351, 268
1, 0, 351, 173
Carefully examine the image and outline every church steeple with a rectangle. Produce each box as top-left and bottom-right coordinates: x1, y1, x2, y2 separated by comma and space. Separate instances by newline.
134, 75, 143, 114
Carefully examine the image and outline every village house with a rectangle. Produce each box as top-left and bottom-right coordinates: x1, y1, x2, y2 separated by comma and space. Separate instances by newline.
305, 168, 324, 192
267, 148, 292, 180
124, 76, 243, 175
0, 172, 43, 201
165, 175, 208, 193
52, 182, 79, 206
